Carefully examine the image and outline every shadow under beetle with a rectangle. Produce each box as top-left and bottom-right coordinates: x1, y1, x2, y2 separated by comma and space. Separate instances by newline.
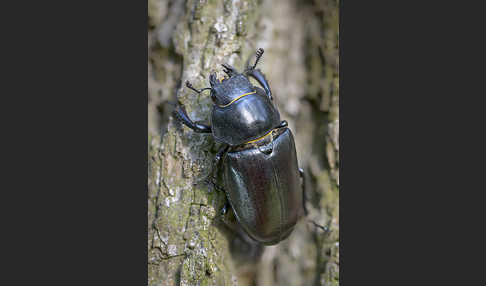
173, 48, 307, 245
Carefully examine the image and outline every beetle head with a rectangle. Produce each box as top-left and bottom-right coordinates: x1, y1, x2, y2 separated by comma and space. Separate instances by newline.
209, 70, 254, 106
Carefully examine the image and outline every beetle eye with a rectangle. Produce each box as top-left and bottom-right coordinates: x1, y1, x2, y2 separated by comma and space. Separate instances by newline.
210, 91, 217, 103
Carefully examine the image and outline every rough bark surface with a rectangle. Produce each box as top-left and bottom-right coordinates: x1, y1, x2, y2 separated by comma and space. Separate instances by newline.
148, 0, 339, 285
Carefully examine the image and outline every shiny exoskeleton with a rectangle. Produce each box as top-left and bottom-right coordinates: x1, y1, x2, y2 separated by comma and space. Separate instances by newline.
173, 48, 304, 245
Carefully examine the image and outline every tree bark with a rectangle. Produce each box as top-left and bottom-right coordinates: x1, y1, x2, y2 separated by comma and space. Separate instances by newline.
148, 0, 339, 285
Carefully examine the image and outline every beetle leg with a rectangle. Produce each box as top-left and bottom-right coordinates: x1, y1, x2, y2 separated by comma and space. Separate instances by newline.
172, 104, 212, 133
203, 144, 229, 195
299, 168, 308, 216
300, 167, 330, 233
209, 145, 235, 223
220, 200, 230, 216
209, 143, 230, 184
213, 144, 230, 167
246, 68, 272, 100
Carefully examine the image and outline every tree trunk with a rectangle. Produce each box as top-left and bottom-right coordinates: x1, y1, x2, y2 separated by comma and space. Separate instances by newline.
148, 0, 339, 285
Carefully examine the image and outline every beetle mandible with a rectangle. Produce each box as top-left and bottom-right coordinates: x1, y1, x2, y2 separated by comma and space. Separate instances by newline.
173, 48, 306, 245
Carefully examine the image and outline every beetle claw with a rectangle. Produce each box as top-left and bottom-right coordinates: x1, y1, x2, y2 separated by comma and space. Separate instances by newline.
221, 63, 237, 77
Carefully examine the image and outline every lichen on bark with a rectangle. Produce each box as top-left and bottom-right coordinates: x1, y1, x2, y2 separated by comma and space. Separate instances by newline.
148, 0, 339, 285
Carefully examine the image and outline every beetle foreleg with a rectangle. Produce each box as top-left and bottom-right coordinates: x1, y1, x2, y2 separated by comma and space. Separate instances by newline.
172, 105, 212, 133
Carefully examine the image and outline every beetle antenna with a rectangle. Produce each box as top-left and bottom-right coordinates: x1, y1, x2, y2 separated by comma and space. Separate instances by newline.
186, 80, 211, 94
250, 48, 264, 70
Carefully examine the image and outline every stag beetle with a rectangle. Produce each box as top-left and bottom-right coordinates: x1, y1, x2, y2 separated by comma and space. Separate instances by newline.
173, 49, 307, 245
